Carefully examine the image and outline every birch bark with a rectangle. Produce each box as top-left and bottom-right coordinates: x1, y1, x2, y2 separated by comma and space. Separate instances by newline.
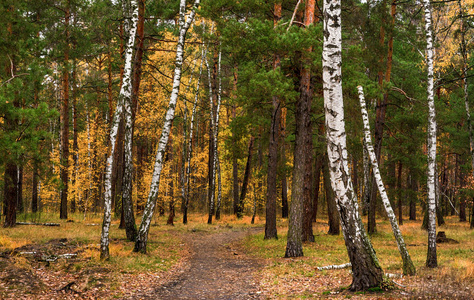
423, 0, 438, 268
459, 1, 474, 217
134, 0, 200, 253
358, 86, 416, 276
205, 42, 216, 224
214, 49, 223, 220
323, 0, 383, 290
100, 0, 139, 260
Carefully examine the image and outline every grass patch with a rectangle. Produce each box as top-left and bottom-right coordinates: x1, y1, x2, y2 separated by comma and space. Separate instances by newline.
242, 215, 474, 298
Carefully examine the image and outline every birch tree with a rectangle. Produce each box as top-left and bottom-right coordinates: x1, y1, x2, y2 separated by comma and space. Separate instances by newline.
423, 0, 438, 268
358, 86, 416, 276
134, 0, 200, 253
214, 49, 223, 220
100, 0, 139, 260
322, 0, 384, 290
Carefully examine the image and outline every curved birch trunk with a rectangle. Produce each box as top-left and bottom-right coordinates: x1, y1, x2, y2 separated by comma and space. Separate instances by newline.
423, 0, 438, 268
134, 0, 200, 253
322, 0, 383, 290
100, 0, 139, 260
358, 86, 416, 276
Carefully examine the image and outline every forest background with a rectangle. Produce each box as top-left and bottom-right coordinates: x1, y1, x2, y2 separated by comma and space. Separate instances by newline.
1, 0, 474, 297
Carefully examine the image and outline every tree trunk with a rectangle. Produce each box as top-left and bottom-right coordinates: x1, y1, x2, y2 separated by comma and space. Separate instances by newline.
301, 0, 316, 244
167, 136, 175, 226
281, 108, 289, 219
323, 0, 384, 290
423, 0, 438, 269
237, 137, 255, 218
232, 69, 240, 215
359, 86, 416, 275
312, 155, 323, 222
324, 154, 339, 235
183, 47, 204, 224
121, 0, 144, 241
408, 169, 417, 220
60, 3, 70, 220
71, 60, 78, 214
265, 1, 282, 240
17, 167, 23, 214
362, 146, 370, 216
214, 49, 223, 221
4, 164, 17, 227
134, 0, 199, 253
205, 45, 217, 224
32, 163, 39, 213
459, 1, 474, 222
100, 0, 139, 260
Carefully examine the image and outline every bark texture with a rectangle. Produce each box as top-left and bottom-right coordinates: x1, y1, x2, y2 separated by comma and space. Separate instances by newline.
100, 0, 139, 260
265, 1, 282, 240
359, 86, 416, 276
423, 0, 438, 269
134, 0, 199, 253
60, 3, 70, 220
323, 0, 383, 290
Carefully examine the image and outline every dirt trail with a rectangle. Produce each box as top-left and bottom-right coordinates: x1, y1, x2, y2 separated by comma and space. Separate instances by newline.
141, 227, 264, 300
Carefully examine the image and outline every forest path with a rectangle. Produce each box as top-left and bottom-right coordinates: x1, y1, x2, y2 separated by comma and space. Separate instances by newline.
137, 226, 265, 300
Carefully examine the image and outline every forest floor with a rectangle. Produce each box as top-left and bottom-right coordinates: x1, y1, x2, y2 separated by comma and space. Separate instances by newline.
1, 214, 473, 299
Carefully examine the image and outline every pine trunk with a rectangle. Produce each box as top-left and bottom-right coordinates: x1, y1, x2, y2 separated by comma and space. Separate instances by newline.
281, 108, 289, 219
3, 164, 17, 227
312, 155, 323, 222
324, 154, 339, 235
134, 0, 199, 253
60, 4, 70, 220
237, 137, 255, 218
323, 0, 383, 290
265, 1, 282, 240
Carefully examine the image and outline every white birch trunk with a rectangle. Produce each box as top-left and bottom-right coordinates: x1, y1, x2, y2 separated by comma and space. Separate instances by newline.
184, 46, 205, 224
134, 0, 200, 253
214, 49, 223, 218
362, 145, 370, 214
100, 0, 139, 260
358, 86, 416, 276
205, 42, 216, 224
459, 1, 474, 179
423, 0, 438, 268
323, 0, 383, 290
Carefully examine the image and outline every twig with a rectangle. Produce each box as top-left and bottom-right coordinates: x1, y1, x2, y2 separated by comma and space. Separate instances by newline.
287, 0, 302, 32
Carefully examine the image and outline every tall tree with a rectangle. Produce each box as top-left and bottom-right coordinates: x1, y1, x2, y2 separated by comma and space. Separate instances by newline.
100, 0, 139, 260
265, 1, 282, 240
323, 0, 384, 290
359, 86, 416, 276
60, 1, 71, 220
285, 0, 317, 257
134, 0, 200, 253
423, 0, 438, 269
